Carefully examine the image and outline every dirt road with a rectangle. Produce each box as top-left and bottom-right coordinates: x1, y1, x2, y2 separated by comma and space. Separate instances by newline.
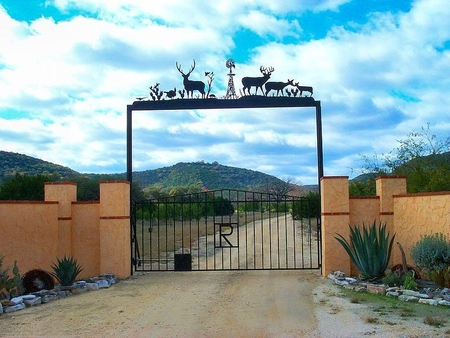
1, 270, 425, 338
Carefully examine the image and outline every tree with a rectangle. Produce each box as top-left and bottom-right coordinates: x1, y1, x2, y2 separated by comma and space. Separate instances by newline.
349, 178, 377, 197
291, 192, 320, 219
0, 173, 58, 200
265, 178, 297, 200
355, 124, 450, 193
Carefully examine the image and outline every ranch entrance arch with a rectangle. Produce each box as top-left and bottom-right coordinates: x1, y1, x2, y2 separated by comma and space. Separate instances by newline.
126, 96, 323, 272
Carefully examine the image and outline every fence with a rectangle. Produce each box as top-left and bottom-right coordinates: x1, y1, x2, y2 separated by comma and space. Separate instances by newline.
0, 181, 130, 279
321, 176, 450, 277
1, 176, 448, 280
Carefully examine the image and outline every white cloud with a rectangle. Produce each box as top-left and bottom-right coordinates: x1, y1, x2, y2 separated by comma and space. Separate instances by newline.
237, 10, 302, 39
1, 0, 449, 184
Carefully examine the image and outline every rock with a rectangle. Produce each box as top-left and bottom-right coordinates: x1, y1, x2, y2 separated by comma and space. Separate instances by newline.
100, 273, 117, 284
438, 300, 450, 306
10, 296, 24, 305
354, 286, 367, 292
401, 290, 420, 297
386, 291, 400, 297
71, 286, 88, 295
1, 300, 15, 306
86, 282, 100, 291
24, 296, 41, 307
96, 279, 110, 289
367, 284, 387, 295
331, 270, 346, 278
42, 294, 58, 303
419, 298, 438, 306
57, 290, 69, 298
4, 303, 26, 313
13, 295, 42, 307
386, 287, 400, 293
0, 302, 3, 314
398, 295, 419, 302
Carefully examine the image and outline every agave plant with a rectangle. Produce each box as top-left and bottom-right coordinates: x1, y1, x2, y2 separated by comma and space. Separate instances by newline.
335, 221, 395, 281
51, 256, 83, 286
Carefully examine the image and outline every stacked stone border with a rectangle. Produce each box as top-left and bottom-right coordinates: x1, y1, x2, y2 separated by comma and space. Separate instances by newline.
0, 274, 117, 315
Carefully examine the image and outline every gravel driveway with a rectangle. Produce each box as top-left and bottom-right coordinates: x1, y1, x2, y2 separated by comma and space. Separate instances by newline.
1, 270, 431, 337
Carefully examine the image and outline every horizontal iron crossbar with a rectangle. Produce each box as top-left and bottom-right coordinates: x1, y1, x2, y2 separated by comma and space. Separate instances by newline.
130, 96, 318, 111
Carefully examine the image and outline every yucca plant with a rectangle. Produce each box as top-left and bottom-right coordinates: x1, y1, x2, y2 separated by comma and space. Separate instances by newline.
51, 256, 83, 286
335, 221, 395, 281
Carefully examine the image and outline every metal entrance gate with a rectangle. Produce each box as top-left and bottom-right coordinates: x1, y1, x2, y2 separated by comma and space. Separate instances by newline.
132, 189, 321, 271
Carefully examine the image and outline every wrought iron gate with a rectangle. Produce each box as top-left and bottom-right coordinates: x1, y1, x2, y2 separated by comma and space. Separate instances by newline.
131, 189, 321, 271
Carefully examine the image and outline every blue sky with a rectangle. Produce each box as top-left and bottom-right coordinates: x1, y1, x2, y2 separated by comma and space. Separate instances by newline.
0, 0, 449, 185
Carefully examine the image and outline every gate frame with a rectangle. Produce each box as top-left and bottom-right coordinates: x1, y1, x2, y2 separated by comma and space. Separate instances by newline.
132, 189, 321, 272
126, 96, 323, 274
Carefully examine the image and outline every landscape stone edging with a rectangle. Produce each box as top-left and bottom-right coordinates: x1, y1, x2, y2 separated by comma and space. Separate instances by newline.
328, 271, 450, 307
0, 273, 117, 315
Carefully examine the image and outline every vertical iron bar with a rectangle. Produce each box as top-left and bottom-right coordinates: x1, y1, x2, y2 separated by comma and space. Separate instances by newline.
293, 199, 297, 268
285, 196, 289, 268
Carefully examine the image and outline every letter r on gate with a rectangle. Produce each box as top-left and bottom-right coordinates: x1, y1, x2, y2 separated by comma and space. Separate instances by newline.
215, 223, 238, 248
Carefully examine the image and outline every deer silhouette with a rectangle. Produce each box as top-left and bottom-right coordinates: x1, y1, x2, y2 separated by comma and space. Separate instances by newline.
264, 79, 294, 96
294, 82, 313, 97
176, 60, 206, 98
241, 66, 274, 95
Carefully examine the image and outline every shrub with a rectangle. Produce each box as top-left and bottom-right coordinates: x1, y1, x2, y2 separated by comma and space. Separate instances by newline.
335, 221, 395, 282
0, 257, 24, 299
411, 233, 450, 287
403, 271, 418, 290
382, 268, 405, 287
51, 256, 83, 286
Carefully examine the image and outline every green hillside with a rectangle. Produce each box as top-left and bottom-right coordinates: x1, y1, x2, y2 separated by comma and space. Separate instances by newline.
131, 161, 285, 190
0, 151, 287, 191
0, 151, 79, 182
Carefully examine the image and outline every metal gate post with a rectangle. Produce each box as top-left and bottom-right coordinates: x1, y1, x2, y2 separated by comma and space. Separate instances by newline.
315, 100, 323, 273
127, 104, 133, 276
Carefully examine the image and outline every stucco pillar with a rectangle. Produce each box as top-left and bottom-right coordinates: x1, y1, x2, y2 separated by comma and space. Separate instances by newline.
99, 180, 130, 279
321, 176, 351, 276
376, 176, 407, 264
45, 182, 77, 258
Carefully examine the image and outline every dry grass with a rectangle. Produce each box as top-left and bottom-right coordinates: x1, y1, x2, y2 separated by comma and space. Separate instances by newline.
365, 316, 379, 324
424, 316, 446, 327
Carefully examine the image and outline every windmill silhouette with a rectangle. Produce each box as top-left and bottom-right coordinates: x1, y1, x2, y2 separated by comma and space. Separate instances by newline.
225, 59, 237, 99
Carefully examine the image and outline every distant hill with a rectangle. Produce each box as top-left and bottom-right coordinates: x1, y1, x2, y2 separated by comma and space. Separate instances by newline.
350, 151, 450, 183
131, 161, 285, 191
0, 151, 79, 181
0, 152, 291, 192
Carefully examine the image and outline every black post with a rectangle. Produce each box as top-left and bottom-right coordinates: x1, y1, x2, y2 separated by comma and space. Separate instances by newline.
126, 105, 133, 185
315, 100, 323, 272
315, 101, 324, 183
126, 105, 133, 276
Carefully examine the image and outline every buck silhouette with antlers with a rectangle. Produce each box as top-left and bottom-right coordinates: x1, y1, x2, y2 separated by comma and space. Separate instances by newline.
241, 66, 274, 95
176, 60, 206, 98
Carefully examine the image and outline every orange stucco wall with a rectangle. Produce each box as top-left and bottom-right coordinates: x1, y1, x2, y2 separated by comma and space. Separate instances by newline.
349, 196, 379, 225
0, 201, 59, 273
322, 175, 449, 278
393, 191, 450, 265
99, 181, 131, 279
321, 177, 351, 276
72, 202, 100, 279
0, 181, 130, 280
